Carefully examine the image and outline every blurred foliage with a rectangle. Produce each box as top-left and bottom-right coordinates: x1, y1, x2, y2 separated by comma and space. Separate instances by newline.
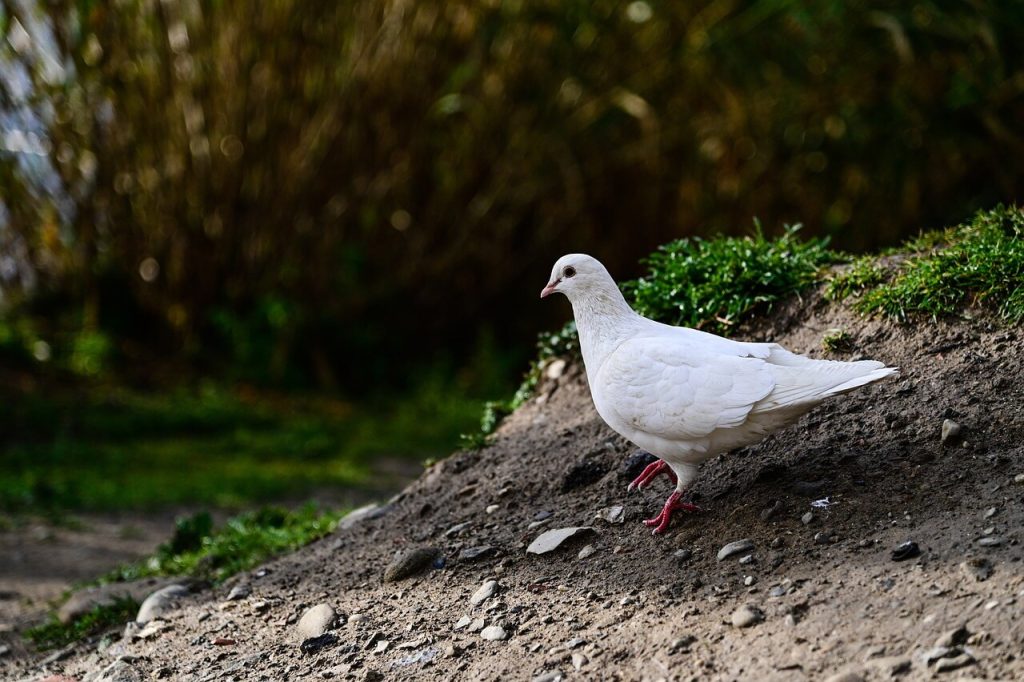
0, 380, 482, 512
107, 505, 342, 584
830, 205, 1024, 322
1, 0, 1022, 390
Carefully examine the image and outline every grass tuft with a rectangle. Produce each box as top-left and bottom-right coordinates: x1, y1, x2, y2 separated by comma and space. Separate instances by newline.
106, 505, 341, 584
851, 206, 1024, 322
25, 597, 138, 651
625, 223, 839, 333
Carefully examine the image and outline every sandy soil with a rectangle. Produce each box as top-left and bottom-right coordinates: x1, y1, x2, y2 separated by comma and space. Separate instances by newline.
3, 292, 1022, 681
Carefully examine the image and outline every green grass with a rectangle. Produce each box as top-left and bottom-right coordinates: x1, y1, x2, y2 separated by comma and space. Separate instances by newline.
24, 505, 339, 650
1, 379, 483, 513
852, 206, 1024, 322
625, 223, 839, 332
106, 505, 342, 584
25, 597, 138, 650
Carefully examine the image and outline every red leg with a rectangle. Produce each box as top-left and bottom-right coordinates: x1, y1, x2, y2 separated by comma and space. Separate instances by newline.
627, 460, 678, 491
643, 491, 702, 535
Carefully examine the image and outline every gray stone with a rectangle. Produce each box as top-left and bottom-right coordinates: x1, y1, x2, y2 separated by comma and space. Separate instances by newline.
480, 625, 508, 641
60, 578, 178, 625
136, 584, 190, 624
571, 653, 587, 670
977, 536, 1004, 547
470, 580, 498, 606
337, 504, 391, 531
527, 527, 596, 555
717, 539, 754, 561
226, 583, 251, 601
383, 547, 439, 582
458, 545, 495, 562
730, 604, 763, 628
454, 615, 472, 630
934, 653, 974, 672
595, 505, 625, 524
673, 548, 692, 562
577, 544, 597, 560
445, 522, 471, 537
296, 603, 336, 640
801, 512, 814, 525
941, 419, 961, 443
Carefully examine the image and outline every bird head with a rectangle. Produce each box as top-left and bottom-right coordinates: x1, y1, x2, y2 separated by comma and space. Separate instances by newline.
540, 254, 611, 301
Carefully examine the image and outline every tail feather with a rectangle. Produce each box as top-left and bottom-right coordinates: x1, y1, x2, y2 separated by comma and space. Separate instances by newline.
754, 355, 899, 411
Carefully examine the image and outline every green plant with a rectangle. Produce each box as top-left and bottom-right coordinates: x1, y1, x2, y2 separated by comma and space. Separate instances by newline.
824, 256, 889, 301
625, 224, 838, 333
853, 206, 1024, 322
106, 505, 342, 584
25, 598, 138, 651
821, 329, 854, 354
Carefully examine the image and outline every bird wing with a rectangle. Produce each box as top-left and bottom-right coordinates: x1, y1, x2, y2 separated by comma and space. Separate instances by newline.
596, 335, 776, 440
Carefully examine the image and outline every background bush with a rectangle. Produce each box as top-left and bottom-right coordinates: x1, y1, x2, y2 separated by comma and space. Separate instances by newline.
1, 0, 1022, 391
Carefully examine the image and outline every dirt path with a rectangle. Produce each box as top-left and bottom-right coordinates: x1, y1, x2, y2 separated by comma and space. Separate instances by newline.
4, 295, 1023, 681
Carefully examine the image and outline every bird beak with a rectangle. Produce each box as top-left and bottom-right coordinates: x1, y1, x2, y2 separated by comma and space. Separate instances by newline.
540, 280, 559, 298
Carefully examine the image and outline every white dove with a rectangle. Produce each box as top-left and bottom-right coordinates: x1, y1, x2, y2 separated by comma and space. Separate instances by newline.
540, 253, 898, 534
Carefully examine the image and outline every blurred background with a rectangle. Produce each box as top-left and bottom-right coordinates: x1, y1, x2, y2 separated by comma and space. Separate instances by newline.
1, 0, 1022, 517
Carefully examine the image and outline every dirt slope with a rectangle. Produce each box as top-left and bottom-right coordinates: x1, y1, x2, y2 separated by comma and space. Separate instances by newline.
6, 291, 1024, 681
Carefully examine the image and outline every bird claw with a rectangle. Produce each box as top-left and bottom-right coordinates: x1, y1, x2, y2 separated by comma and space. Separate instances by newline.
627, 459, 677, 492
643, 491, 701, 534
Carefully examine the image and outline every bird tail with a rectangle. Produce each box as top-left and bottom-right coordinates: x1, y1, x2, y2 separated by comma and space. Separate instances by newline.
755, 350, 899, 411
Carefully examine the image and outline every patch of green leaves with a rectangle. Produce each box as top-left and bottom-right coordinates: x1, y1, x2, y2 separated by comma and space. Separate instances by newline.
625, 224, 839, 333
25, 597, 138, 651
853, 206, 1024, 322
824, 256, 890, 301
821, 329, 854, 354
106, 506, 342, 584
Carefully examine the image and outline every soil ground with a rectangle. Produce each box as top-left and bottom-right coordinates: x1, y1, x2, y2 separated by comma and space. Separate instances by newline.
3, 291, 1023, 681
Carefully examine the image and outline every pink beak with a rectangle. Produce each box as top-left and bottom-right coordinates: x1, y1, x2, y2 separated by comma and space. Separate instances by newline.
540, 280, 559, 298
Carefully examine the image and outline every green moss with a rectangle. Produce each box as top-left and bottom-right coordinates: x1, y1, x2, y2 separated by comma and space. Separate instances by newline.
25, 597, 138, 651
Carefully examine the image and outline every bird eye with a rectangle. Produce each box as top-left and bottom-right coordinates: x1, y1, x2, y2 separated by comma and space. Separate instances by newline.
563, 266, 576, 278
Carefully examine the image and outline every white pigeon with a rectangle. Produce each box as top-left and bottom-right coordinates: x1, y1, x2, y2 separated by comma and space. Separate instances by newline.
540, 253, 898, 534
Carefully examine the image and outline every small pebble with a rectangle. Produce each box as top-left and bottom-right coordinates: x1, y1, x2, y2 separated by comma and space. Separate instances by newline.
470, 580, 498, 606
983, 507, 997, 519
814, 531, 833, 545
743, 576, 756, 586
673, 548, 692, 562
571, 653, 587, 670
485, 504, 499, 514
739, 554, 756, 565
296, 603, 336, 640
978, 536, 1004, 547
717, 539, 754, 561
480, 625, 508, 641
577, 544, 596, 560
1014, 473, 1024, 485
383, 547, 440, 582
730, 604, 763, 628
891, 541, 920, 561
226, 584, 250, 601
801, 512, 814, 525
454, 615, 471, 630
941, 419, 961, 443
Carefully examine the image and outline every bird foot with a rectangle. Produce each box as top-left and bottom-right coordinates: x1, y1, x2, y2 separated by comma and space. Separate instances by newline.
643, 491, 702, 535
627, 459, 678, 492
